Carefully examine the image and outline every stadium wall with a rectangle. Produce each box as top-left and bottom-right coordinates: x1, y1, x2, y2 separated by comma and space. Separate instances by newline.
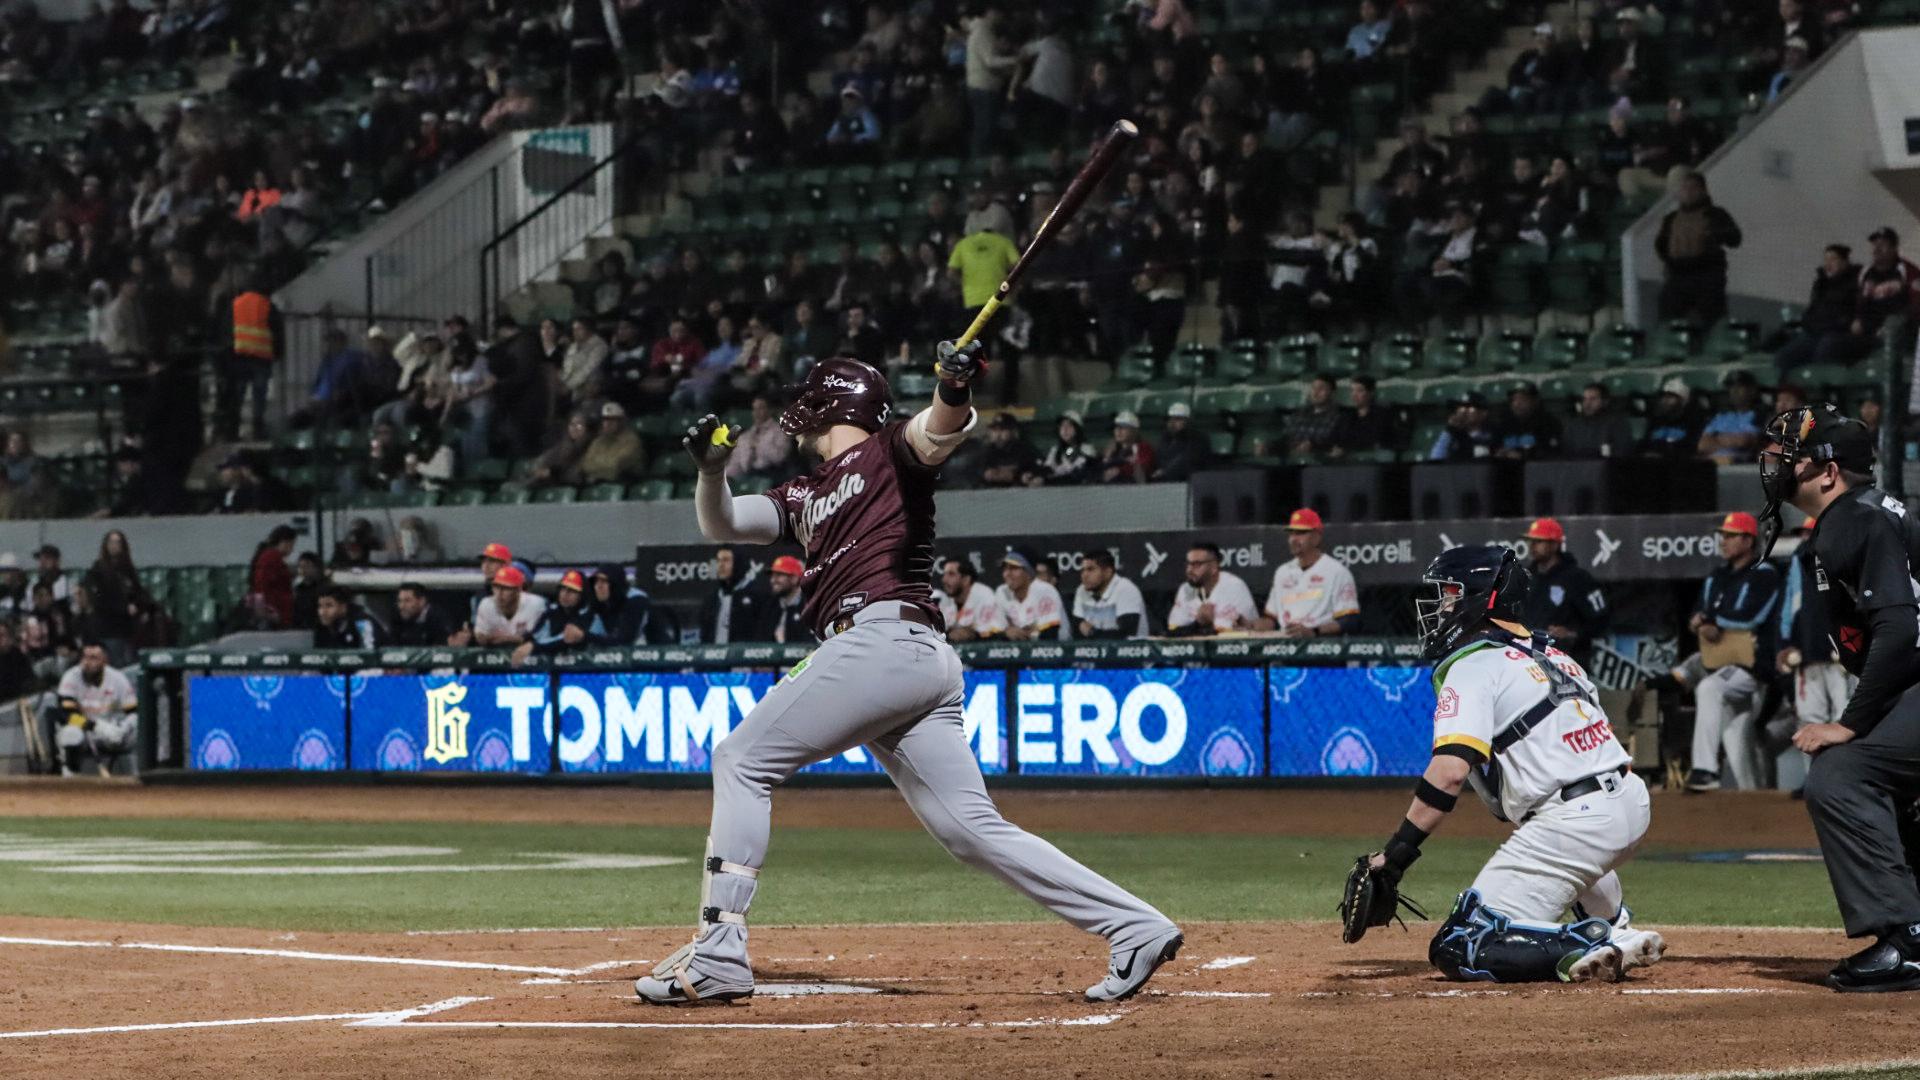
1624, 28, 1920, 325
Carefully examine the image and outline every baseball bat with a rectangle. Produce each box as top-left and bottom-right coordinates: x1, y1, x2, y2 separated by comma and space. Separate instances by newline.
953, 119, 1139, 349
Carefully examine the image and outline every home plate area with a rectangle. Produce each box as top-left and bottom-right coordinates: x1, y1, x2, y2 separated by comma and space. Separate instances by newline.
10, 920, 1920, 1078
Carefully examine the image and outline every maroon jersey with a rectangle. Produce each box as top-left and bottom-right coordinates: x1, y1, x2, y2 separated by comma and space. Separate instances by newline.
764, 420, 945, 639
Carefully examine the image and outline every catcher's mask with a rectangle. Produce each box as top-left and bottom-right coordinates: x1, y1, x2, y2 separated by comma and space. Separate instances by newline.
1416, 545, 1529, 662
1757, 404, 1874, 558
779, 356, 893, 439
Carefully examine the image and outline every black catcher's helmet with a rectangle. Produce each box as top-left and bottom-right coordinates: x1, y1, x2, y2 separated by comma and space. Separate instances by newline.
1416, 545, 1530, 661
779, 356, 893, 437
1756, 402, 1876, 558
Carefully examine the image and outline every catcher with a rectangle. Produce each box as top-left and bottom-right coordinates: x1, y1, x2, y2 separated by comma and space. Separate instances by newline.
1340, 545, 1665, 983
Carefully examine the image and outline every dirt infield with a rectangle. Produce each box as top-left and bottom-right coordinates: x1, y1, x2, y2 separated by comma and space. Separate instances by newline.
2, 915, 1913, 1080
0, 779, 1822, 849
0, 783, 1862, 1079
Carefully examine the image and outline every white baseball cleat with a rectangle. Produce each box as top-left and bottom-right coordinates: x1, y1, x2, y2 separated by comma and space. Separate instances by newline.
1564, 943, 1626, 983
634, 941, 754, 1006
1614, 928, 1666, 971
1085, 925, 1184, 1002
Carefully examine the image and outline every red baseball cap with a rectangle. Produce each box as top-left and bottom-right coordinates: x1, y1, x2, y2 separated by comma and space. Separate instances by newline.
480, 542, 513, 562
1521, 517, 1565, 542
1285, 507, 1324, 532
557, 569, 586, 593
771, 555, 806, 577
493, 565, 527, 589
1718, 512, 1759, 537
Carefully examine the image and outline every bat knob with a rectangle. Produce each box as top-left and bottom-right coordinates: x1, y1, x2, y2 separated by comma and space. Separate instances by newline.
711, 423, 734, 448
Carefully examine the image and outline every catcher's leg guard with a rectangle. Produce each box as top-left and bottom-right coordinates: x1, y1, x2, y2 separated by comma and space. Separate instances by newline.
1428, 891, 1617, 983
636, 838, 759, 1006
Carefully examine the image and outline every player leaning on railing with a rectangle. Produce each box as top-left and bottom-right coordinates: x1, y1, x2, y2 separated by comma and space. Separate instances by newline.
1340, 545, 1664, 984
633, 341, 1182, 1006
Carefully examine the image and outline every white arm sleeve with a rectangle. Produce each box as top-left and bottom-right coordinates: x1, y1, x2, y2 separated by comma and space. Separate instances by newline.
694, 471, 783, 544
905, 406, 977, 466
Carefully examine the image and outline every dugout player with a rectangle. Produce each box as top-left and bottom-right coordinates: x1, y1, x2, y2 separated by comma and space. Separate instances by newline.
1760, 403, 1920, 992
1072, 549, 1148, 639
636, 348, 1182, 1007
1680, 512, 1780, 792
1256, 508, 1360, 637
1354, 545, 1663, 983
1517, 518, 1609, 668
938, 555, 1007, 640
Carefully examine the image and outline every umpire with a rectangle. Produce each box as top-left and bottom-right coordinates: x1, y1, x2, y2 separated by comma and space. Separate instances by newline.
1518, 517, 1609, 667
1761, 403, 1920, 992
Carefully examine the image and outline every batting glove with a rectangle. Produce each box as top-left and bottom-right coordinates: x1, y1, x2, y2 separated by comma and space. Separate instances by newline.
934, 339, 987, 387
682, 414, 735, 475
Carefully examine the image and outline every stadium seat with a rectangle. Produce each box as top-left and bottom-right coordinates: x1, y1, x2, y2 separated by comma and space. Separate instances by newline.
1646, 322, 1703, 363
486, 487, 534, 505
1478, 332, 1531, 371
440, 488, 487, 506
582, 483, 626, 502
630, 479, 675, 502
1318, 336, 1368, 378
1206, 343, 1260, 385
1489, 245, 1547, 320
533, 486, 578, 504
1372, 335, 1423, 376
1590, 326, 1646, 368
1428, 333, 1476, 374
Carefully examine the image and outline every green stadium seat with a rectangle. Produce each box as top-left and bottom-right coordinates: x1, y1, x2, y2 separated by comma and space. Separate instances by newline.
1535, 330, 1585, 369
486, 487, 534, 505
1376, 379, 1420, 406
1646, 321, 1702, 363
1268, 336, 1319, 380
1590, 326, 1646, 367
582, 483, 626, 502
1489, 244, 1547, 319
1206, 344, 1260, 385
1110, 347, 1159, 388
1317, 336, 1368, 378
1428, 334, 1476, 374
1548, 242, 1605, 322
1703, 320, 1761, 360
1149, 345, 1211, 389
1372, 335, 1423, 375
440, 487, 487, 506
1479, 332, 1531, 371
630, 478, 676, 501
470, 459, 511, 483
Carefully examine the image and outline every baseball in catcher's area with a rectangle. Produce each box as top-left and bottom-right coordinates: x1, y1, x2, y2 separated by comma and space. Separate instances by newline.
1342, 545, 1665, 984
634, 342, 1182, 1007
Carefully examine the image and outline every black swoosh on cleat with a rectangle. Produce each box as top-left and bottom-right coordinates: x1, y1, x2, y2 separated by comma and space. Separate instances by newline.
1111, 947, 1139, 983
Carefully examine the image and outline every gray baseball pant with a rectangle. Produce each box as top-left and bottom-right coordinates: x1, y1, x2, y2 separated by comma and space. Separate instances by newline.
688, 606, 1175, 985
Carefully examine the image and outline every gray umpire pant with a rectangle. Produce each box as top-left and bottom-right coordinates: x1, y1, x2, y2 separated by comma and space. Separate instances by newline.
690, 605, 1174, 985
1804, 682, 1920, 938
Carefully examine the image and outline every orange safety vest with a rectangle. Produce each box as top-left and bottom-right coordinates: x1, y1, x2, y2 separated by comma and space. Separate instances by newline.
232, 292, 274, 359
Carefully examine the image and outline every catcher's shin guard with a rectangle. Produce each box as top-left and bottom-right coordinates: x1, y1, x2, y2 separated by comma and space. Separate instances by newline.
1428, 891, 1616, 983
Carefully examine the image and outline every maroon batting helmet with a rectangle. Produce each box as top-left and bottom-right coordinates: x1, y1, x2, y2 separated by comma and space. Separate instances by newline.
779, 356, 893, 436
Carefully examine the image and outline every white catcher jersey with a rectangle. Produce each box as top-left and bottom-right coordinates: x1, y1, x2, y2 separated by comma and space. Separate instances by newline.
1431, 637, 1630, 822
995, 579, 1067, 639
938, 580, 1008, 637
1264, 555, 1359, 630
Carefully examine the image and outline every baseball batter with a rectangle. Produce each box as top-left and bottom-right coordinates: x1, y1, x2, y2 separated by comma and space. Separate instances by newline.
1346, 545, 1663, 983
636, 346, 1182, 1006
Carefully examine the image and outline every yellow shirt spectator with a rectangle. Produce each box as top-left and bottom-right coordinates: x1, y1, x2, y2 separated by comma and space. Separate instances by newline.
947, 231, 1020, 309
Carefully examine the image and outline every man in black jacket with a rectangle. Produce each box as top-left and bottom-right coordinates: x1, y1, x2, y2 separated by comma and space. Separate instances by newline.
1153, 401, 1212, 480
1773, 244, 1861, 375
313, 585, 384, 648
699, 546, 775, 643
1518, 517, 1609, 668
767, 556, 811, 644
1654, 171, 1742, 324
513, 570, 610, 665
388, 582, 453, 646
1763, 404, 1920, 991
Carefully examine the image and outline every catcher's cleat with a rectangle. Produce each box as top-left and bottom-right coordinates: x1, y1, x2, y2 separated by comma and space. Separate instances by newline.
1563, 943, 1626, 983
1085, 924, 1183, 1003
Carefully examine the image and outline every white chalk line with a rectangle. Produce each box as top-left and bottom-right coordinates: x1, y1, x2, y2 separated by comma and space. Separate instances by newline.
350, 997, 491, 1028
0, 935, 619, 977
1198, 956, 1256, 970
1618, 988, 1802, 996
1167, 990, 1271, 999
0, 1011, 395, 1040
1602, 1058, 1920, 1080
384, 1013, 1127, 1032
404, 927, 622, 936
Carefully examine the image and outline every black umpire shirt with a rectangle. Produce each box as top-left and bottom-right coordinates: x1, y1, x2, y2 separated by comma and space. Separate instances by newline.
1521, 552, 1609, 663
1810, 485, 1920, 737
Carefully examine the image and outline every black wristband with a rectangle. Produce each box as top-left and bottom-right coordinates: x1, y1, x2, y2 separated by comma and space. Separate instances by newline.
1414, 778, 1457, 813
1383, 817, 1429, 873
937, 379, 971, 406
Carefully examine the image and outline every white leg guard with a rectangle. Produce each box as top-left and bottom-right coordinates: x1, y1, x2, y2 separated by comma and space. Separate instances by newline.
637, 838, 759, 1006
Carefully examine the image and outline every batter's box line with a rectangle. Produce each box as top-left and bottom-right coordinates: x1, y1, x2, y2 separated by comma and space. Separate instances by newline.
1601, 1057, 1920, 1080
374, 1010, 1135, 1032
0, 998, 484, 1041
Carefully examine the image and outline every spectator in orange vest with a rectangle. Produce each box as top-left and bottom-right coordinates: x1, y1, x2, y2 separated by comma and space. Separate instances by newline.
218, 284, 283, 441
235, 170, 283, 222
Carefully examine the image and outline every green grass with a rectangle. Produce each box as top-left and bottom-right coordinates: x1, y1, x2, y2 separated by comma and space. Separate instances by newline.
0, 816, 1842, 933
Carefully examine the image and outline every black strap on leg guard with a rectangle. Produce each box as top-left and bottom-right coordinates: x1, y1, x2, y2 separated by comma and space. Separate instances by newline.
1428, 892, 1612, 983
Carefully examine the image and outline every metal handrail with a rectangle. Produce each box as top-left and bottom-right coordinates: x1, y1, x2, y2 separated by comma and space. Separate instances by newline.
476, 132, 643, 328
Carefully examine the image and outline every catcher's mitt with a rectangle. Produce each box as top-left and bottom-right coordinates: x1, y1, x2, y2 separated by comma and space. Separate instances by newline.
1339, 854, 1429, 944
